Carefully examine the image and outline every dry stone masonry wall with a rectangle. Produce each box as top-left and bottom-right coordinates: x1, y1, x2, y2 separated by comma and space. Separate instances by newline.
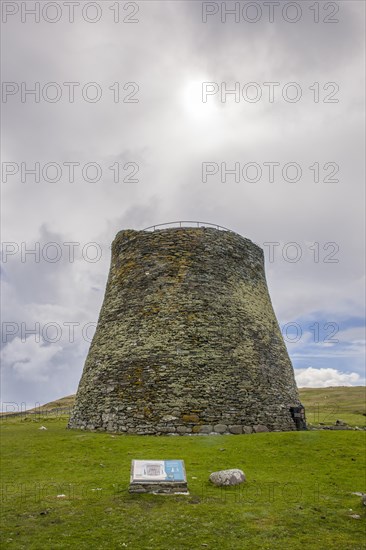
68, 227, 301, 434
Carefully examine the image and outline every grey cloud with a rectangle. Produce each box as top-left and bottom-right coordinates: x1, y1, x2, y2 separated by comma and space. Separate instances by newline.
1, 0, 364, 403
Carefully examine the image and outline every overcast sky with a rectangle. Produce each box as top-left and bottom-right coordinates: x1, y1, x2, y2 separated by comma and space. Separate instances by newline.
1, 0, 365, 409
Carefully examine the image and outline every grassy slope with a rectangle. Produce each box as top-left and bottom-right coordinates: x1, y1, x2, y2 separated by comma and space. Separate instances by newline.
26, 395, 76, 412
1, 415, 365, 550
299, 386, 366, 427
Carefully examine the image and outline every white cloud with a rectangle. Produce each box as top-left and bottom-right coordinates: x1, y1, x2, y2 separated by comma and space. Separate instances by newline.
1, 337, 62, 382
295, 367, 364, 388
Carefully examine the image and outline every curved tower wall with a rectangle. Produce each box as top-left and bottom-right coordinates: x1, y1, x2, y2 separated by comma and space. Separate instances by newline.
68, 227, 301, 434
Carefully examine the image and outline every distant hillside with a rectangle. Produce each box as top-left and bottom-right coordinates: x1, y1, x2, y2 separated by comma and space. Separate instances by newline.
298, 386, 365, 426
28, 394, 76, 411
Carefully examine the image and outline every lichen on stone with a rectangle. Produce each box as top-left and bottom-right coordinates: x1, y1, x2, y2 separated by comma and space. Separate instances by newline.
68, 227, 301, 435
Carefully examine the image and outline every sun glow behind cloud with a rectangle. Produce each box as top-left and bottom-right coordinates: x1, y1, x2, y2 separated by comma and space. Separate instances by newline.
181, 78, 219, 120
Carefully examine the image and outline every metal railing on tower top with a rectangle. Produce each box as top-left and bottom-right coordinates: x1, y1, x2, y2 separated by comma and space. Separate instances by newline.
138, 221, 260, 248
142, 221, 233, 232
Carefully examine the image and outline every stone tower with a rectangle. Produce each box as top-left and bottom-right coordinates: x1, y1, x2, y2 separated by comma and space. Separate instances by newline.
68, 224, 301, 435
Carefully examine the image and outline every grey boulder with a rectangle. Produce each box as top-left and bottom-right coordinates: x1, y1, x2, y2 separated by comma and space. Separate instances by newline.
209, 469, 246, 487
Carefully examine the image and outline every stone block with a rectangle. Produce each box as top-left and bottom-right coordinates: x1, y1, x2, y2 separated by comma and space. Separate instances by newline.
253, 424, 269, 433
214, 424, 227, 433
229, 425, 243, 434
182, 414, 200, 423
157, 426, 176, 433
176, 426, 189, 434
200, 425, 213, 434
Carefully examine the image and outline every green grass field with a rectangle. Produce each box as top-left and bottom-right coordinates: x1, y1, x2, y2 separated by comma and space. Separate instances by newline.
1, 390, 365, 550
299, 387, 366, 428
